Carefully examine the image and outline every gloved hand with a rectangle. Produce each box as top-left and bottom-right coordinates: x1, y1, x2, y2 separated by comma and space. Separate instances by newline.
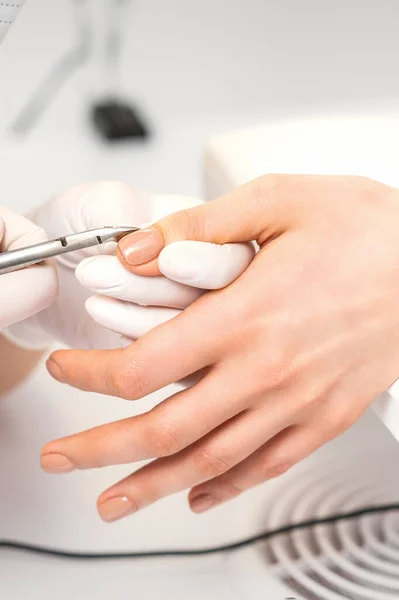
0, 205, 57, 332
7, 182, 254, 350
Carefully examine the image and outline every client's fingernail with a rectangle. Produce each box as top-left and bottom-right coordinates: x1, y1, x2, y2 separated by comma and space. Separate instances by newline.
46, 359, 65, 384
118, 228, 164, 266
190, 494, 218, 514
41, 453, 75, 474
98, 496, 136, 522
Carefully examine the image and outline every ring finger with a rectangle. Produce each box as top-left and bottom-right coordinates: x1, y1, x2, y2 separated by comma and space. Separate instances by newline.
95, 400, 295, 522
188, 404, 350, 513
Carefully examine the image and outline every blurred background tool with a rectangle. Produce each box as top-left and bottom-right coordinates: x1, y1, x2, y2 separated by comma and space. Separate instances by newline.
9, 0, 150, 142
89, 0, 150, 141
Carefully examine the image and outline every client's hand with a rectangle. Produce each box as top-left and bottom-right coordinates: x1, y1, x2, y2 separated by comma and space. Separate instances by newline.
41, 175, 399, 522
7, 182, 253, 349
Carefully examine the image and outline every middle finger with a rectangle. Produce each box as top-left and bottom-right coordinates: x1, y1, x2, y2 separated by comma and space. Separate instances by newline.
41, 365, 251, 470
95, 399, 295, 521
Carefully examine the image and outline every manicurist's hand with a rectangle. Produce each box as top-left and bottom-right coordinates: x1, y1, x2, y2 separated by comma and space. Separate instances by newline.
0, 206, 57, 332
41, 175, 399, 522
8, 181, 253, 350
0, 206, 58, 396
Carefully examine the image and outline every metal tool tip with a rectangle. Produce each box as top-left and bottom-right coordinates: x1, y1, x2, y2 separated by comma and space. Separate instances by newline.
99, 226, 141, 243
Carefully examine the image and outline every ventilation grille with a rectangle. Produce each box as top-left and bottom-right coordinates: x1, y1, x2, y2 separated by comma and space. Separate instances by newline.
260, 452, 399, 599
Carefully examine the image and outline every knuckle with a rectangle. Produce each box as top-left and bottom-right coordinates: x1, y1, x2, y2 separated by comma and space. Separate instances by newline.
265, 353, 295, 390
327, 409, 355, 437
239, 348, 295, 399
178, 208, 203, 240
356, 174, 377, 193
249, 177, 269, 206
266, 365, 287, 390
346, 175, 385, 207
260, 455, 292, 480
109, 358, 149, 400
298, 389, 325, 412
193, 450, 230, 480
108, 368, 131, 399
265, 173, 286, 193
162, 207, 204, 244
301, 396, 319, 412
251, 174, 282, 201
218, 479, 246, 501
147, 422, 181, 457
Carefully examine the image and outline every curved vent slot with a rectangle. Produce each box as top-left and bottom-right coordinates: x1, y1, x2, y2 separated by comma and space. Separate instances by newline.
260, 451, 399, 599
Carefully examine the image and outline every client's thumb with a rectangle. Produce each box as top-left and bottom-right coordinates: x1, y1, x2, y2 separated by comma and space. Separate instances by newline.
116, 176, 291, 276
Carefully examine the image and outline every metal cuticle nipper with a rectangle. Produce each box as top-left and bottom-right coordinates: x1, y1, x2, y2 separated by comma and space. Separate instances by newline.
0, 226, 140, 275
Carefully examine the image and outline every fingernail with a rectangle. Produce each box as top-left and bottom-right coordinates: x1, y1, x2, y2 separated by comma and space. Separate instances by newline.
46, 359, 65, 384
118, 228, 164, 266
190, 494, 218, 514
98, 496, 136, 522
41, 453, 75, 474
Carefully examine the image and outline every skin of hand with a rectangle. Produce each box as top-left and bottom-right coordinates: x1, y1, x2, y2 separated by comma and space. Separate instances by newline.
0, 336, 44, 397
7, 181, 252, 349
41, 174, 399, 522
0, 206, 57, 395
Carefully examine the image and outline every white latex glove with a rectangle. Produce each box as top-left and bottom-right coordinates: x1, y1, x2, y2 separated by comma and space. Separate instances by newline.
0, 205, 57, 331
79, 240, 255, 342
7, 182, 254, 350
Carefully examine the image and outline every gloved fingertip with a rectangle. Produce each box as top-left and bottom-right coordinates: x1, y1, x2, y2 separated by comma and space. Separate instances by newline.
26, 262, 59, 313
84, 295, 106, 321
158, 241, 208, 285
85, 295, 126, 330
76, 255, 125, 291
75, 256, 97, 284
159, 240, 255, 290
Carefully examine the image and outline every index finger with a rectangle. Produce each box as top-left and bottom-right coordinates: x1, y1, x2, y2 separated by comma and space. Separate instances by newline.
47, 294, 223, 399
